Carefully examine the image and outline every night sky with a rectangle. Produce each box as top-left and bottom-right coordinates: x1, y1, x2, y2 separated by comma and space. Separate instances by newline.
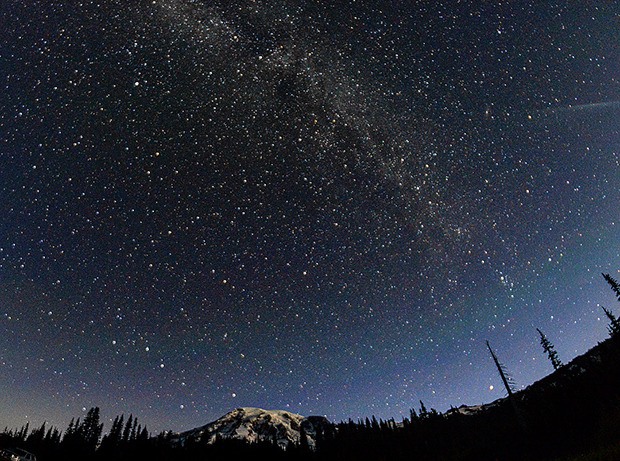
1, 1, 619, 434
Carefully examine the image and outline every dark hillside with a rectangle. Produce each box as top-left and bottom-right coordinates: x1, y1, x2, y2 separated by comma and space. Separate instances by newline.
2, 336, 619, 461
316, 335, 620, 461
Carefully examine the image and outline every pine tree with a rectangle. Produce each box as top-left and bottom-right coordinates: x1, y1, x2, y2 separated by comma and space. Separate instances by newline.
81, 407, 103, 449
419, 401, 428, 418
44, 426, 54, 442
537, 328, 563, 370
130, 416, 138, 441
602, 273, 620, 301
113, 415, 124, 443
486, 341, 516, 396
50, 427, 62, 445
601, 306, 620, 337
486, 341, 528, 433
122, 415, 133, 443
17, 422, 29, 442
27, 422, 46, 444
63, 418, 74, 442
62, 417, 81, 451
100, 414, 124, 453
138, 425, 149, 442
59, 409, 102, 454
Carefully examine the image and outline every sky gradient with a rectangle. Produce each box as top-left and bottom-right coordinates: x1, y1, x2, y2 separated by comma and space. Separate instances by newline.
1, 1, 619, 434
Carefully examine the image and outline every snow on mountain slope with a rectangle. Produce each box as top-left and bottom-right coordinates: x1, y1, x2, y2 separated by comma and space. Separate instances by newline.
174, 407, 330, 449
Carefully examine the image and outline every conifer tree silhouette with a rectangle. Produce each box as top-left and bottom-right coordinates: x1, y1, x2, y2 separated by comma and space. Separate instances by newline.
81, 407, 103, 450
602, 273, 620, 301
601, 306, 620, 337
486, 341, 528, 434
537, 328, 562, 370
486, 341, 516, 396
122, 415, 133, 443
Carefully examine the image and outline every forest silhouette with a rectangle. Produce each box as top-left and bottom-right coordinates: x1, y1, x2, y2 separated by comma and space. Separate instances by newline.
2, 273, 620, 461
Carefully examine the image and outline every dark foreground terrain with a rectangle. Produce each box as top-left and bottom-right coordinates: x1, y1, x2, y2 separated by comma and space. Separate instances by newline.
318, 334, 620, 461
2, 334, 620, 461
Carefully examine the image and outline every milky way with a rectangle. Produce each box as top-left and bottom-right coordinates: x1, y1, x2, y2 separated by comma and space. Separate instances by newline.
1, 1, 619, 432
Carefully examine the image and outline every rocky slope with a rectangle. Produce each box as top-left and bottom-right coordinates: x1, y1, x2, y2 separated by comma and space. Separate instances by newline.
173, 407, 330, 449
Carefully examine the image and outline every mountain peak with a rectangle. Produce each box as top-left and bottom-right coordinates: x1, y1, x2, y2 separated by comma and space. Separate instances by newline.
175, 407, 331, 449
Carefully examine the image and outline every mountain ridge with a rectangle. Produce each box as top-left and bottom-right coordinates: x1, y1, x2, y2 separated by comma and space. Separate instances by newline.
172, 407, 330, 449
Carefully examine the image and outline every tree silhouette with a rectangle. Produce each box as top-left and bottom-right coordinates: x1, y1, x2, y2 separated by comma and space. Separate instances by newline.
100, 414, 124, 452
486, 341, 529, 435
602, 273, 620, 301
122, 414, 134, 443
537, 328, 562, 370
81, 407, 103, 450
419, 401, 428, 418
486, 341, 516, 396
17, 422, 29, 442
601, 306, 620, 337
62, 418, 76, 444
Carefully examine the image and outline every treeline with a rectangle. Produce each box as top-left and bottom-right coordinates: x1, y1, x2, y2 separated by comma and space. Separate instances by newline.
311, 272, 620, 461
0, 409, 154, 461
0, 417, 298, 461
1, 273, 620, 461
316, 335, 620, 461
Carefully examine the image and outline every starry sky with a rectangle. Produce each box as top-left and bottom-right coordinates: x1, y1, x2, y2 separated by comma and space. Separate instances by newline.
1, 1, 619, 434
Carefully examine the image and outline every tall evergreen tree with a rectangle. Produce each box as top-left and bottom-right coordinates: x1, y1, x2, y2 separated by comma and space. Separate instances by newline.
601, 306, 620, 337
61, 417, 82, 452
49, 427, 62, 445
63, 418, 75, 443
486, 341, 528, 434
602, 273, 620, 301
418, 401, 428, 418
122, 414, 133, 443
81, 407, 103, 449
486, 341, 516, 396
537, 328, 563, 370
138, 425, 149, 442
113, 415, 124, 443
44, 426, 54, 442
27, 422, 46, 445
130, 416, 138, 441
18, 422, 29, 442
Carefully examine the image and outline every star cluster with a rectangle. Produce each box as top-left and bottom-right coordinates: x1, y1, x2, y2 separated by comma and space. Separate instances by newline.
1, 1, 619, 432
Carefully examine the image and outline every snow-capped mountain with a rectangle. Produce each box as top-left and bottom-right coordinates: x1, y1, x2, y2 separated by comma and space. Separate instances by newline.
174, 407, 331, 449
